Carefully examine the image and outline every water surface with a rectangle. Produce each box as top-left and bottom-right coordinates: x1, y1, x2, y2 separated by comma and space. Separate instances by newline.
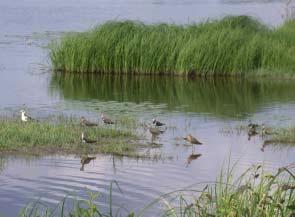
0, 0, 295, 216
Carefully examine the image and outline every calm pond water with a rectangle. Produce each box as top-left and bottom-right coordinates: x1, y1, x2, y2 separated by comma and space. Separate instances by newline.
1, 0, 295, 216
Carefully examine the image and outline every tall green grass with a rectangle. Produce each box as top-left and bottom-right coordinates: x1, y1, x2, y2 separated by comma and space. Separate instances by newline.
50, 16, 295, 77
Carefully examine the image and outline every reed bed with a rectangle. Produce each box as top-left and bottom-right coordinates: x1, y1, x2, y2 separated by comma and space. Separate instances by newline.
50, 16, 295, 77
19, 163, 295, 217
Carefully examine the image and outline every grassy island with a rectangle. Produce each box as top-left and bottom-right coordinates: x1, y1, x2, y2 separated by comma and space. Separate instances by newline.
0, 118, 142, 157
50, 16, 295, 77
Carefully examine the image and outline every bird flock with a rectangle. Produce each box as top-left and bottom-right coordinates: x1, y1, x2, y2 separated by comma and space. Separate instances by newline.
20, 110, 204, 168
20, 110, 271, 168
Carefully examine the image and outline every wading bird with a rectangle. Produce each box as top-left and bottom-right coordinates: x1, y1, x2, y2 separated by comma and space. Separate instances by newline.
80, 116, 98, 127
183, 134, 202, 145
101, 112, 114, 124
20, 110, 35, 122
152, 118, 165, 127
248, 121, 259, 130
184, 134, 202, 153
248, 125, 258, 141
81, 132, 97, 144
149, 127, 165, 136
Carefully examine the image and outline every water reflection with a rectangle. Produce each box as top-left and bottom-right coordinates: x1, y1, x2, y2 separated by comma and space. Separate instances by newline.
50, 74, 295, 119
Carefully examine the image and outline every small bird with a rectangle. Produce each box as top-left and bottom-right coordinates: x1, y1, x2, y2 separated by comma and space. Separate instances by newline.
81, 132, 97, 144
20, 110, 35, 122
248, 125, 258, 141
80, 116, 98, 127
149, 127, 165, 136
152, 118, 165, 127
183, 134, 202, 145
101, 113, 114, 124
248, 122, 259, 130
80, 155, 96, 171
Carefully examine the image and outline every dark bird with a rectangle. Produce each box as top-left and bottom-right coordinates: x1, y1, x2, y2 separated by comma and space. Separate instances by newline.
80, 155, 96, 171
20, 110, 36, 122
80, 116, 98, 127
186, 153, 202, 165
81, 132, 97, 144
248, 122, 259, 130
101, 113, 114, 124
184, 134, 202, 145
152, 118, 165, 127
248, 125, 258, 141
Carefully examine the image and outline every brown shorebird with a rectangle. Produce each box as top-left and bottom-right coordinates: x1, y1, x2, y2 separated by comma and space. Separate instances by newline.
101, 113, 114, 124
81, 132, 97, 144
184, 134, 202, 145
149, 127, 165, 136
80, 155, 96, 171
80, 116, 98, 127
20, 110, 36, 122
152, 118, 165, 127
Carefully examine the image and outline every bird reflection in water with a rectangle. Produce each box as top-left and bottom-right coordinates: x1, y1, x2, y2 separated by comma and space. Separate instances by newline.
80, 155, 96, 171
186, 153, 202, 167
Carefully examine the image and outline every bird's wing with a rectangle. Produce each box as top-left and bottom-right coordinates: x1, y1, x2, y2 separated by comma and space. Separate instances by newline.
85, 138, 97, 143
26, 114, 34, 120
85, 120, 98, 126
104, 117, 114, 124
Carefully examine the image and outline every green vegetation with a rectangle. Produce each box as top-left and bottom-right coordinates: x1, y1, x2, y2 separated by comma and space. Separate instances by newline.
50, 16, 295, 77
19, 164, 295, 217
264, 126, 295, 145
0, 117, 141, 157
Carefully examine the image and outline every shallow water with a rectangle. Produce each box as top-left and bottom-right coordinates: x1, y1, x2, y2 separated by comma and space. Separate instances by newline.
0, 0, 295, 216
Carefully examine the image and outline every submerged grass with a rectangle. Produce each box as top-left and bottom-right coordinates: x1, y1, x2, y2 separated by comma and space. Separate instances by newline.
0, 117, 141, 157
50, 16, 295, 77
19, 163, 295, 217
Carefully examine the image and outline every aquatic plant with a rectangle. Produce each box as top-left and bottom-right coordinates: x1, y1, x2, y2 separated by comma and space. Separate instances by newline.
19, 163, 295, 217
50, 16, 295, 77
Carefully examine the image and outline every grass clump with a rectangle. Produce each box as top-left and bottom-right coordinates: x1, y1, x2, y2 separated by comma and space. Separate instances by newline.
50, 16, 295, 77
0, 117, 140, 157
264, 126, 295, 145
19, 163, 295, 217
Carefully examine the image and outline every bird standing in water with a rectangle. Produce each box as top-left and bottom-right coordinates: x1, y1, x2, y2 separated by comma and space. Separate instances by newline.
80, 116, 98, 127
248, 125, 258, 141
101, 113, 114, 124
152, 118, 165, 127
81, 132, 97, 144
184, 134, 202, 145
184, 134, 202, 153
148, 126, 164, 143
149, 127, 165, 136
20, 110, 35, 122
